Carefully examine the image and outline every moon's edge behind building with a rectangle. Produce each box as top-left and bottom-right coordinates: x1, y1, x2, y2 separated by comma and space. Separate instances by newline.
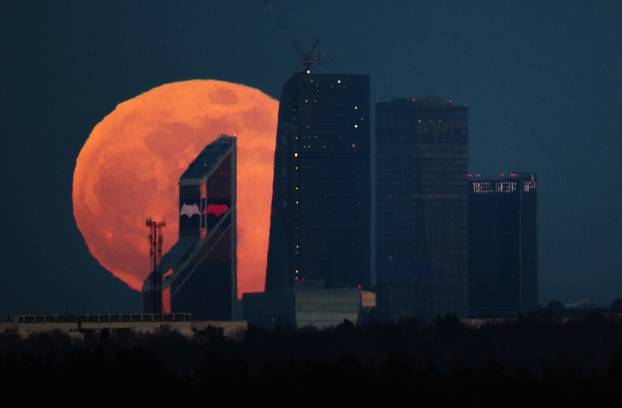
142, 135, 237, 320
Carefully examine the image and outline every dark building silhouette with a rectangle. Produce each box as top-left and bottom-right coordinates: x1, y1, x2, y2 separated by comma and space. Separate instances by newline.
468, 172, 538, 317
142, 218, 166, 314
375, 97, 469, 321
142, 135, 237, 320
265, 72, 371, 291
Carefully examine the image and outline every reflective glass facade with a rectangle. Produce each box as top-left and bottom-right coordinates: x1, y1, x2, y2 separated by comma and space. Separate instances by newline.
266, 73, 371, 291
468, 173, 538, 317
142, 135, 237, 320
375, 97, 469, 320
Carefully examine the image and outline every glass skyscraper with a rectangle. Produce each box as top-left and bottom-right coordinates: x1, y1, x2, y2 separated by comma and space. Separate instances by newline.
142, 135, 237, 320
468, 172, 538, 317
265, 72, 371, 291
375, 97, 469, 320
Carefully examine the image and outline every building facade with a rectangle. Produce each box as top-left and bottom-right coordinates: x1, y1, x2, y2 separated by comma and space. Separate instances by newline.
468, 172, 538, 317
5, 314, 247, 338
242, 287, 376, 329
265, 72, 371, 291
375, 97, 469, 320
142, 135, 237, 320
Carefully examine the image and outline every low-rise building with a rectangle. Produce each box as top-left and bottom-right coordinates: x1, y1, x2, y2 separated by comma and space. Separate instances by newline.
0, 313, 246, 339
243, 287, 376, 329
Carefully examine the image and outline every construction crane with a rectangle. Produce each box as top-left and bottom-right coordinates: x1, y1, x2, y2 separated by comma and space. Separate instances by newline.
260, 0, 340, 73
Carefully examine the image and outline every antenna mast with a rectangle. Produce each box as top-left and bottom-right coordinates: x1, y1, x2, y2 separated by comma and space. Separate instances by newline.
146, 217, 166, 313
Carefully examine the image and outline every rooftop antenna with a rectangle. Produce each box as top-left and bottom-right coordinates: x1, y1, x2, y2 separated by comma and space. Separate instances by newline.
146, 217, 166, 313
260, 0, 340, 73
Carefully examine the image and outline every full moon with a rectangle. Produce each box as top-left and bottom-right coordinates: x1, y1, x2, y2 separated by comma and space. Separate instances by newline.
72, 80, 278, 297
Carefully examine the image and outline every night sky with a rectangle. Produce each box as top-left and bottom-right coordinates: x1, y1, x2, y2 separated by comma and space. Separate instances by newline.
0, 0, 620, 316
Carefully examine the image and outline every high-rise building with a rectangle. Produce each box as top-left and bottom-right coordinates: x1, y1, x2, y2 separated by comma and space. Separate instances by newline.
265, 72, 371, 291
242, 286, 376, 329
142, 135, 237, 320
375, 96, 469, 320
468, 172, 538, 317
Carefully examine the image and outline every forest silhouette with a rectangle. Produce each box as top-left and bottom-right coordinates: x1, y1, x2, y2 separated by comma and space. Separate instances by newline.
1, 314, 622, 404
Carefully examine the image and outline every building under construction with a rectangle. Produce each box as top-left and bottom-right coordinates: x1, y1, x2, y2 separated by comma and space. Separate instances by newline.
265, 70, 372, 291
142, 135, 237, 320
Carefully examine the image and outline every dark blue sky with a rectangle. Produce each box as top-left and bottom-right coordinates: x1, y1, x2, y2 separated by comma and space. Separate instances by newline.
0, 0, 620, 315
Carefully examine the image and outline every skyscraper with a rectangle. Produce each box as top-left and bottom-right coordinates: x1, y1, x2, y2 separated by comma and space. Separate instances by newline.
142, 135, 237, 320
375, 96, 469, 320
468, 172, 538, 317
265, 72, 371, 291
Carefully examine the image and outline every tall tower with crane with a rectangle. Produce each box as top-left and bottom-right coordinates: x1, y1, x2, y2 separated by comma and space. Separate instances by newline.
261, 1, 372, 292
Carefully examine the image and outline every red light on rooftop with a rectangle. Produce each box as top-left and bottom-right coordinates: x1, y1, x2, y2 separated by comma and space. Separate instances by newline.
510, 172, 519, 177
467, 173, 473, 177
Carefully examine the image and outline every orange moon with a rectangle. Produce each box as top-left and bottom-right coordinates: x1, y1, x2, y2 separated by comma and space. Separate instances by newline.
72, 80, 278, 297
